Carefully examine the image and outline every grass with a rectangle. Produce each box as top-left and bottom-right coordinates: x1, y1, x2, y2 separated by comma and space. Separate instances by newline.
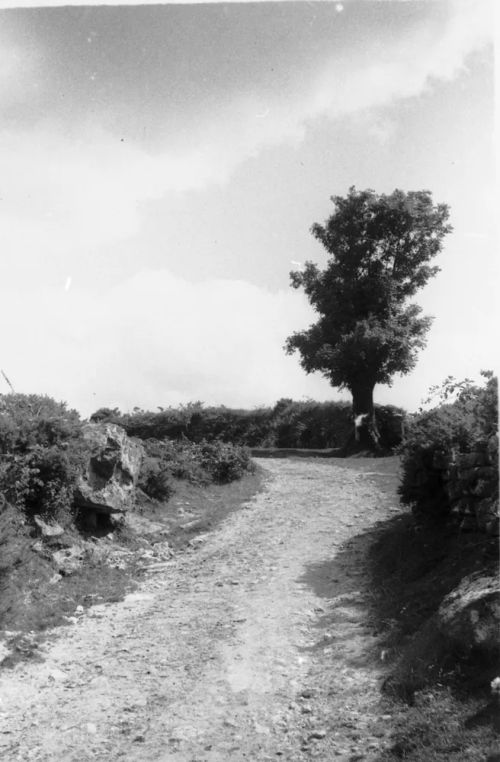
369, 514, 499, 694
136, 465, 266, 550
362, 468, 499, 761
0, 466, 264, 668
307, 454, 499, 760
377, 687, 500, 761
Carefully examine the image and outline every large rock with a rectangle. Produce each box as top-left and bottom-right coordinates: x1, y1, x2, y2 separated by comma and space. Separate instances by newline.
74, 423, 143, 522
33, 515, 65, 538
438, 573, 500, 656
52, 545, 85, 576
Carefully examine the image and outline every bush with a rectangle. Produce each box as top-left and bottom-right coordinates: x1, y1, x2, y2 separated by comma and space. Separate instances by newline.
0, 394, 86, 520
137, 455, 174, 501
398, 372, 498, 520
94, 398, 404, 451
89, 406, 122, 424
137, 437, 255, 497
195, 440, 255, 484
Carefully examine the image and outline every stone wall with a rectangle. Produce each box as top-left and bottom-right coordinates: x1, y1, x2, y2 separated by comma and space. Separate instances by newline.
433, 434, 499, 535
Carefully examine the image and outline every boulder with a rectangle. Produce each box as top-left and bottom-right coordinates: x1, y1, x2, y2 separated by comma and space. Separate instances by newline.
52, 545, 85, 575
74, 423, 143, 521
33, 516, 65, 538
438, 573, 500, 656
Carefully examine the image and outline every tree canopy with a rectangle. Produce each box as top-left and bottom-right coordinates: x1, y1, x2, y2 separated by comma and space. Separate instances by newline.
285, 187, 452, 446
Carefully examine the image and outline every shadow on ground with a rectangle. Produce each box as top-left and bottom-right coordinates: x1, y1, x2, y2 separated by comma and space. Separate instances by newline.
295, 460, 499, 761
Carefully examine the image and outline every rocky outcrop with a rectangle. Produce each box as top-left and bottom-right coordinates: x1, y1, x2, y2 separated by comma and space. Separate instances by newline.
52, 545, 85, 576
438, 573, 500, 657
33, 516, 65, 538
74, 423, 143, 527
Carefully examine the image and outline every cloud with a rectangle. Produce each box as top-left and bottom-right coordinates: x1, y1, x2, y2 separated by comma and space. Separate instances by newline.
0, 1, 494, 417
0, 32, 31, 95
0, 270, 335, 414
310, 1, 492, 119
2, 263, 492, 415
0, 1, 492, 261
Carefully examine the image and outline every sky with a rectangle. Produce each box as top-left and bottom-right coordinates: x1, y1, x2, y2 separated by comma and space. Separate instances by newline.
0, 0, 497, 417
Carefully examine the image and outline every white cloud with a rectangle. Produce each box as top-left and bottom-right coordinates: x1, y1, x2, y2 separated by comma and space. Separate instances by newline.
0, 36, 34, 103
0, 270, 335, 414
0, 1, 494, 415
2, 263, 492, 415
310, 1, 492, 119
0, 1, 492, 261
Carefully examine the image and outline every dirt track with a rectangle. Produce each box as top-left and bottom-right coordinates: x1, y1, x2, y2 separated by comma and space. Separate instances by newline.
0, 457, 401, 761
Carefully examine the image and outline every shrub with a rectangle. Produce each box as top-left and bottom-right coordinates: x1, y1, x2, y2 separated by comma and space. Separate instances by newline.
195, 440, 255, 484
90, 398, 405, 451
398, 372, 498, 520
0, 394, 86, 520
137, 456, 174, 501
137, 437, 255, 497
89, 406, 122, 424
270, 398, 352, 448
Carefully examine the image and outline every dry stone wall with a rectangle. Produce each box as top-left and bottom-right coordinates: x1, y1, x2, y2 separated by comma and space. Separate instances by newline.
434, 434, 499, 535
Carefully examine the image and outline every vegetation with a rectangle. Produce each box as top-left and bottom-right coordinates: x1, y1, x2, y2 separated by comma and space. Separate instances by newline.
0, 467, 264, 660
0, 392, 262, 658
367, 371, 499, 760
0, 394, 86, 522
369, 507, 499, 762
0, 393, 258, 525
138, 437, 255, 501
398, 371, 498, 520
91, 398, 405, 451
285, 187, 452, 449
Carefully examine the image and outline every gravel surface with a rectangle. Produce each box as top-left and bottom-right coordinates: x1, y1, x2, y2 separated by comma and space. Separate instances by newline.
0, 457, 401, 761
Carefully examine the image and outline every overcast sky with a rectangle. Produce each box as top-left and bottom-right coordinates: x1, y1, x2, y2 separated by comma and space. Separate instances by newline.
0, 0, 496, 416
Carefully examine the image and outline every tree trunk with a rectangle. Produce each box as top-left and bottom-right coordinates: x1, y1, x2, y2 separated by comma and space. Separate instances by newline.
350, 383, 381, 451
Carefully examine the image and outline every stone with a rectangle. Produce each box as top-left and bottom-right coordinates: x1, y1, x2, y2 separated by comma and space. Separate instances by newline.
74, 423, 143, 518
490, 676, 500, 698
33, 516, 65, 538
52, 545, 85, 575
459, 515, 477, 532
488, 434, 498, 459
0, 642, 11, 662
486, 515, 500, 536
432, 450, 450, 470
450, 497, 469, 515
438, 573, 500, 656
309, 729, 327, 739
48, 668, 68, 682
457, 452, 489, 469
475, 498, 499, 531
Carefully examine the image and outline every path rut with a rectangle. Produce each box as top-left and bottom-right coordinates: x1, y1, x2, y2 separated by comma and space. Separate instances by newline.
0, 457, 400, 761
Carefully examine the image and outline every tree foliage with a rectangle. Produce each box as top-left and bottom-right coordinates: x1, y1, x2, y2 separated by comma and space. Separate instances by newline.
286, 188, 452, 396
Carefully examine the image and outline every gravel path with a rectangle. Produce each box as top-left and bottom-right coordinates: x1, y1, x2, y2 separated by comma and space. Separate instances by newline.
0, 457, 400, 761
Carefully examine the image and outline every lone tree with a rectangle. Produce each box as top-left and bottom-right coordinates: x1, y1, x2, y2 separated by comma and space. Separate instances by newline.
285, 187, 452, 450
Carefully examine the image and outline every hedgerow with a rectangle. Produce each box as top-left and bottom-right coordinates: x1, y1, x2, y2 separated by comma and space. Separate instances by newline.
91, 399, 404, 450
398, 371, 498, 520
